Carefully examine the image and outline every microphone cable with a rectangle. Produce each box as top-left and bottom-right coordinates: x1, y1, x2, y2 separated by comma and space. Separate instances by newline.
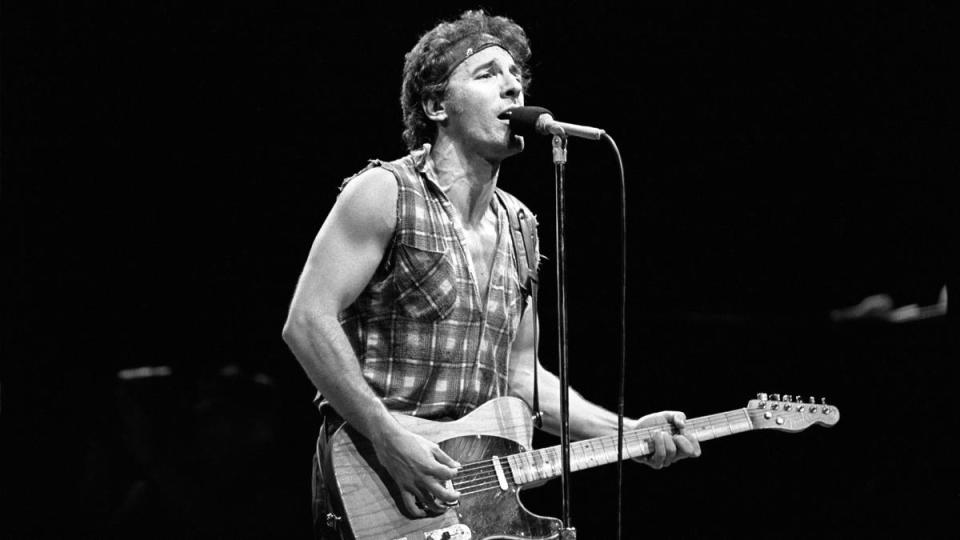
602, 132, 628, 540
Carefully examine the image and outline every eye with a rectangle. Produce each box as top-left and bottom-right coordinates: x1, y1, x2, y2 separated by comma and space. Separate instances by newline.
477, 71, 494, 79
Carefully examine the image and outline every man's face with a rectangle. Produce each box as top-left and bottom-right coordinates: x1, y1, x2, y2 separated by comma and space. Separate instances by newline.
441, 46, 526, 159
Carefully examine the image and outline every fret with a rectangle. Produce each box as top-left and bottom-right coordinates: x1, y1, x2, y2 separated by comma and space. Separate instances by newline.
509, 408, 759, 486
546, 447, 562, 478
522, 451, 539, 481
531, 448, 545, 478
580, 440, 600, 469
539, 448, 553, 478
516, 452, 532, 482
567, 443, 581, 472
505, 454, 525, 484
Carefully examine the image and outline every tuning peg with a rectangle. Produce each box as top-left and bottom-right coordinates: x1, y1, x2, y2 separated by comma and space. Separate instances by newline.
820, 397, 827, 405
757, 392, 768, 401
771, 393, 781, 401
808, 396, 816, 404
785, 395, 794, 402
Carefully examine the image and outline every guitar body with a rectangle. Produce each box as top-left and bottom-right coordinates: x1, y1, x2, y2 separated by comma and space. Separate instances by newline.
326, 397, 562, 540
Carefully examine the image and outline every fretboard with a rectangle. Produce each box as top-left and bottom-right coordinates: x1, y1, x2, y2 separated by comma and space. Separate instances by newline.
505, 408, 753, 485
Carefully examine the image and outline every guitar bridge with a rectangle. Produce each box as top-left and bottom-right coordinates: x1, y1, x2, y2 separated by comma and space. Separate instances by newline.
424, 523, 472, 539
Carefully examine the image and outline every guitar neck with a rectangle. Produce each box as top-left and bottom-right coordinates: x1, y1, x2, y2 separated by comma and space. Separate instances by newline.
505, 408, 753, 485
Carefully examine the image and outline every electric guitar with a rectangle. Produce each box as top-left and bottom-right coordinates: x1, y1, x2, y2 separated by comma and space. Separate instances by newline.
323, 393, 839, 540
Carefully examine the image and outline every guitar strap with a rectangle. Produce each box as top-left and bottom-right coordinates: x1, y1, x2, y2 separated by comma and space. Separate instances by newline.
496, 190, 543, 429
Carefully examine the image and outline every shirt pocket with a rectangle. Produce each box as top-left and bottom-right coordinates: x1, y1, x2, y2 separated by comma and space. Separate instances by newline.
392, 242, 458, 321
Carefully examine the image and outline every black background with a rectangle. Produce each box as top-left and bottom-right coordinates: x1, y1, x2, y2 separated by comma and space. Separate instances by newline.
2, 1, 957, 538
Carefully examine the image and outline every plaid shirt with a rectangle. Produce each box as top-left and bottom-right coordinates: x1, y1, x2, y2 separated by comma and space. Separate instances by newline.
325, 146, 535, 420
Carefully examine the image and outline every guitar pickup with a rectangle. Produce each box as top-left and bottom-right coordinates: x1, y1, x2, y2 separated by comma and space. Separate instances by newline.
491, 455, 509, 491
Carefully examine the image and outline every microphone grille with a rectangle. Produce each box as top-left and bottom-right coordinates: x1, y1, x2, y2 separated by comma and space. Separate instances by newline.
507, 106, 553, 136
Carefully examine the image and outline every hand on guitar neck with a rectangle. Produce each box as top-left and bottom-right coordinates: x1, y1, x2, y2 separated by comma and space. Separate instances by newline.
631, 411, 703, 469
372, 425, 463, 517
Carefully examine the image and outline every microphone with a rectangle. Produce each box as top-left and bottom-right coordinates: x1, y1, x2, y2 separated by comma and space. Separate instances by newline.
501, 106, 606, 140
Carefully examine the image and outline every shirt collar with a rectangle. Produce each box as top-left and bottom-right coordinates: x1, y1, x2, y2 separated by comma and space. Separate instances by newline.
411, 143, 442, 188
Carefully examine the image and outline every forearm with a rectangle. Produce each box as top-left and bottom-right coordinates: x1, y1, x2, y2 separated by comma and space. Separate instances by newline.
282, 310, 402, 440
516, 363, 633, 441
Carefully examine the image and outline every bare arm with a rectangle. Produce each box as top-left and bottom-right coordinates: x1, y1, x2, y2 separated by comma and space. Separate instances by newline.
282, 169, 459, 514
507, 304, 701, 468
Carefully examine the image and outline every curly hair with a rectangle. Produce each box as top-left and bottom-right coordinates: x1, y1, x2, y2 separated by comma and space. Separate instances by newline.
400, 10, 532, 150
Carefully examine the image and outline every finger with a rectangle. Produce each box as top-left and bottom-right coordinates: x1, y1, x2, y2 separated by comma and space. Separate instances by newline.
661, 431, 678, 467
415, 486, 448, 514
690, 435, 702, 457
431, 446, 462, 475
674, 434, 701, 458
669, 411, 687, 429
401, 490, 426, 518
649, 431, 666, 469
425, 478, 461, 505
427, 460, 459, 481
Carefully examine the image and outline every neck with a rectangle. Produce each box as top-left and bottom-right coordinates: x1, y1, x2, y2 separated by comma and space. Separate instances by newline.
430, 137, 501, 228
499, 409, 754, 487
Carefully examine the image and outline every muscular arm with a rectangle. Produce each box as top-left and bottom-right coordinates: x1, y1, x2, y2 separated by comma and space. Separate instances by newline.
282, 169, 459, 513
282, 168, 400, 439
507, 304, 701, 468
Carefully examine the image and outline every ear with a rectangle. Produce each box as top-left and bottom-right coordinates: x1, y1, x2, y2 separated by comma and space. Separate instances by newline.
422, 97, 447, 122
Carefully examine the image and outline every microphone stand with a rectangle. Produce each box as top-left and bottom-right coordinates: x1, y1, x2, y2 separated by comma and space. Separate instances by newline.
551, 134, 576, 539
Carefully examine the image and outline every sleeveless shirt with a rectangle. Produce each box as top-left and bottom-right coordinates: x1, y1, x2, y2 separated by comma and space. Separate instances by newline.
325, 145, 538, 420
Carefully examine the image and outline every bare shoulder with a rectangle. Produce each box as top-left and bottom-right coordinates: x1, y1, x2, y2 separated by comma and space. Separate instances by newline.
334, 166, 398, 239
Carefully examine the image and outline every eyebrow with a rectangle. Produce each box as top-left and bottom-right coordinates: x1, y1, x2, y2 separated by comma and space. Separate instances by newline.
470, 58, 520, 76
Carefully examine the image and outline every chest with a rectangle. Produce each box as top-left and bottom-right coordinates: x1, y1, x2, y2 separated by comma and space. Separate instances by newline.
459, 217, 500, 297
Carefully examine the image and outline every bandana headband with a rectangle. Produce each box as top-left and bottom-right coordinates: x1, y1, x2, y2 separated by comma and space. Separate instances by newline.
437, 33, 513, 83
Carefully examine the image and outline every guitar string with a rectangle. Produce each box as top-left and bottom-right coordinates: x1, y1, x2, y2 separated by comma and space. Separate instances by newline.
453, 406, 828, 475
452, 421, 706, 480
457, 412, 751, 474
453, 462, 513, 489
450, 411, 823, 494
454, 438, 722, 493
452, 421, 715, 489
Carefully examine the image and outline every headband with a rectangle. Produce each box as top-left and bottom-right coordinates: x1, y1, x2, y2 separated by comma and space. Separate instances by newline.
437, 33, 513, 83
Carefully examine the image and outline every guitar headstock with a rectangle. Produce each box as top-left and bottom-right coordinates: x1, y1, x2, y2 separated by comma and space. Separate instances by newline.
746, 393, 840, 432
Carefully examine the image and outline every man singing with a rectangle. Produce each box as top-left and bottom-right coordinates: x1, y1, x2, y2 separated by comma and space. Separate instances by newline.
282, 10, 700, 538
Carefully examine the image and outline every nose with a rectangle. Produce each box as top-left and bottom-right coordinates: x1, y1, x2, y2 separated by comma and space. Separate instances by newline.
502, 71, 522, 99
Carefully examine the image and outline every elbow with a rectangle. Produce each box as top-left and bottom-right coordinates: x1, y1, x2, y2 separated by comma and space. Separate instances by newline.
507, 369, 535, 405
281, 320, 296, 345
282, 306, 333, 346
281, 308, 310, 346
